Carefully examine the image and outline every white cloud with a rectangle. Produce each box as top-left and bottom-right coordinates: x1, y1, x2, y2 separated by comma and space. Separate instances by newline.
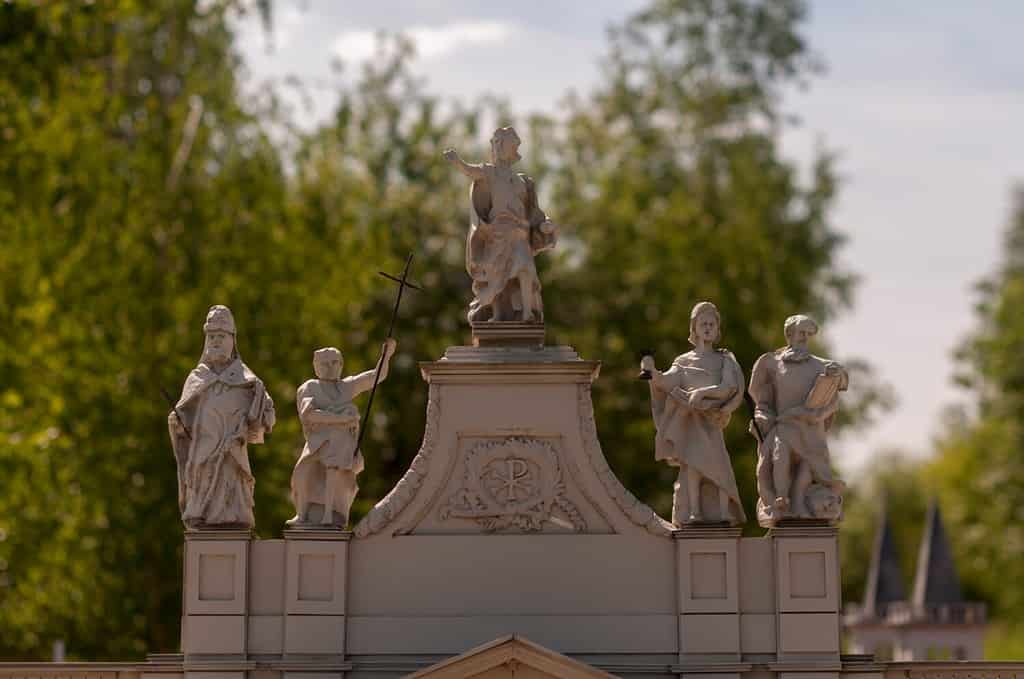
333, 20, 515, 64
231, 2, 306, 53
271, 5, 306, 51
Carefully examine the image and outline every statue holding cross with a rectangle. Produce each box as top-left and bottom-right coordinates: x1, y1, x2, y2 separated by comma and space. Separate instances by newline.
287, 255, 420, 528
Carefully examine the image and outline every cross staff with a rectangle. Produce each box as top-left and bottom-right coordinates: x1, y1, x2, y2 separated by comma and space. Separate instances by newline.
356, 253, 422, 451
161, 387, 193, 442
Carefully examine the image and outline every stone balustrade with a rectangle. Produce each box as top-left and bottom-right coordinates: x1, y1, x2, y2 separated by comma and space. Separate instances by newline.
2, 659, 1023, 679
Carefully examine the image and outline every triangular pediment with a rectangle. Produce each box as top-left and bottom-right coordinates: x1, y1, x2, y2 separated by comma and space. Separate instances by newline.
409, 634, 615, 678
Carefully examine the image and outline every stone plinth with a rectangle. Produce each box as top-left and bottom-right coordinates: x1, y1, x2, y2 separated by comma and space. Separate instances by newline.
470, 321, 545, 348
769, 524, 842, 671
182, 529, 253, 659
349, 343, 678, 660
281, 529, 349, 658
676, 526, 743, 663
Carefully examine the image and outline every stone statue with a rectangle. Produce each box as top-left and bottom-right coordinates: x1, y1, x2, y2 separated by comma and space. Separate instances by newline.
168, 305, 276, 529
748, 314, 849, 526
641, 302, 747, 526
443, 127, 559, 323
287, 339, 397, 528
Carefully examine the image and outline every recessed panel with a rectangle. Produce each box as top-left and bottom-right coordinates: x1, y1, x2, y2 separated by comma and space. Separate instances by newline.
775, 536, 839, 612
678, 538, 739, 613
185, 538, 248, 616
298, 554, 335, 602
285, 538, 348, 615
691, 553, 727, 599
789, 552, 826, 599
198, 554, 236, 601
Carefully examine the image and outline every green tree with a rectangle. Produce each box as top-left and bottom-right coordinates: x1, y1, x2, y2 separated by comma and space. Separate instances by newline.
925, 185, 1024, 657
836, 451, 929, 606
538, 0, 886, 523
0, 0, 885, 660
0, 0, 289, 659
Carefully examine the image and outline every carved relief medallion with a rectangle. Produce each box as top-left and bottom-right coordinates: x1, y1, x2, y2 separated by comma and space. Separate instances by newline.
440, 436, 585, 532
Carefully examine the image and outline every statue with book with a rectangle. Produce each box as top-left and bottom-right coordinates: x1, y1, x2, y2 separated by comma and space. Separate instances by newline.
748, 314, 848, 526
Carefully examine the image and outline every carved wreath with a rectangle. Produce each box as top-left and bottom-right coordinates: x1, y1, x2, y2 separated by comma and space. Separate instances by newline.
440, 436, 585, 532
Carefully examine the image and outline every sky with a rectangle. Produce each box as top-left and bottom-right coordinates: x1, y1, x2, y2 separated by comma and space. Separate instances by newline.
235, 1, 1024, 476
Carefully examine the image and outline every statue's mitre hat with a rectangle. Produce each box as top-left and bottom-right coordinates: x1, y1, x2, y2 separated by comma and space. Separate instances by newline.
203, 305, 236, 335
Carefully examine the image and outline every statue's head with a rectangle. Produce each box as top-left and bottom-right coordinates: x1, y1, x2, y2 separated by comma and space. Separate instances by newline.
783, 314, 818, 350
805, 482, 844, 521
313, 347, 343, 381
688, 301, 721, 347
490, 126, 521, 166
202, 305, 237, 367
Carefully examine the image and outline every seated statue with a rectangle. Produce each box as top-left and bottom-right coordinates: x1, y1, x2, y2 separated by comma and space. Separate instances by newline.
287, 340, 396, 528
748, 314, 848, 526
443, 127, 559, 323
641, 302, 747, 526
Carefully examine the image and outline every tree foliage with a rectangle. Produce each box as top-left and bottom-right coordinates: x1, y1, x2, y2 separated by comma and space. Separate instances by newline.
835, 451, 930, 606
922, 186, 1024, 656
0, 0, 875, 659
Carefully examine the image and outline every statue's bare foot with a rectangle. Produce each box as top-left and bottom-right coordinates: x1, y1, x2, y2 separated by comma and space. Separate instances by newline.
687, 512, 703, 523
774, 496, 789, 512
285, 514, 306, 526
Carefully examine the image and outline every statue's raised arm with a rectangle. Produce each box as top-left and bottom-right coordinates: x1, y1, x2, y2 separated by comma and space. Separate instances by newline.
444, 127, 561, 324
442, 147, 485, 181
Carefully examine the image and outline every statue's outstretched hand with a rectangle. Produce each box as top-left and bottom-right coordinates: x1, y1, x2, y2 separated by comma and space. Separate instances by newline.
384, 337, 398, 358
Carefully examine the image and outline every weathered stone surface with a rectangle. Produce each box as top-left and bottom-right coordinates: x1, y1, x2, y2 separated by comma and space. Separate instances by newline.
169, 305, 275, 529
749, 314, 848, 526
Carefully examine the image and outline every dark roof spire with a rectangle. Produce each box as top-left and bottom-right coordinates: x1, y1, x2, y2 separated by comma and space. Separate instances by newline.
863, 501, 906, 615
911, 499, 963, 606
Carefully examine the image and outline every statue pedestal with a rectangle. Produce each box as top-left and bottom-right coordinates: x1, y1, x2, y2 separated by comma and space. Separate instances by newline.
279, 529, 349, 659
675, 526, 743, 663
470, 321, 545, 348
769, 524, 841, 669
348, 341, 678, 660
181, 529, 253, 659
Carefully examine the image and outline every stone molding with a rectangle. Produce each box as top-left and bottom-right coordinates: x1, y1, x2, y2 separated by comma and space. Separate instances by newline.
354, 383, 441, 538
422, 357, 600, 384
470, 321, 546, 348
577, 383, 675, 537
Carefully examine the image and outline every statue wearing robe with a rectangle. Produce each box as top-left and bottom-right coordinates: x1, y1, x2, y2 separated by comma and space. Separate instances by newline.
650, 350, 747, 525
444, 127, 559, 323
465, 167, 557, 322
169, 346, 275, 529
748, 314, 848, 525
288, 342, 395, 527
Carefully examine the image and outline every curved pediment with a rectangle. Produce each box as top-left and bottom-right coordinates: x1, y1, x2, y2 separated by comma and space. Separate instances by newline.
354, 347, 672, 538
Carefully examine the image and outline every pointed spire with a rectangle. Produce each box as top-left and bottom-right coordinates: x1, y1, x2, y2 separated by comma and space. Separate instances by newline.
863, 501, 906, 616
912, 499, 963, 606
